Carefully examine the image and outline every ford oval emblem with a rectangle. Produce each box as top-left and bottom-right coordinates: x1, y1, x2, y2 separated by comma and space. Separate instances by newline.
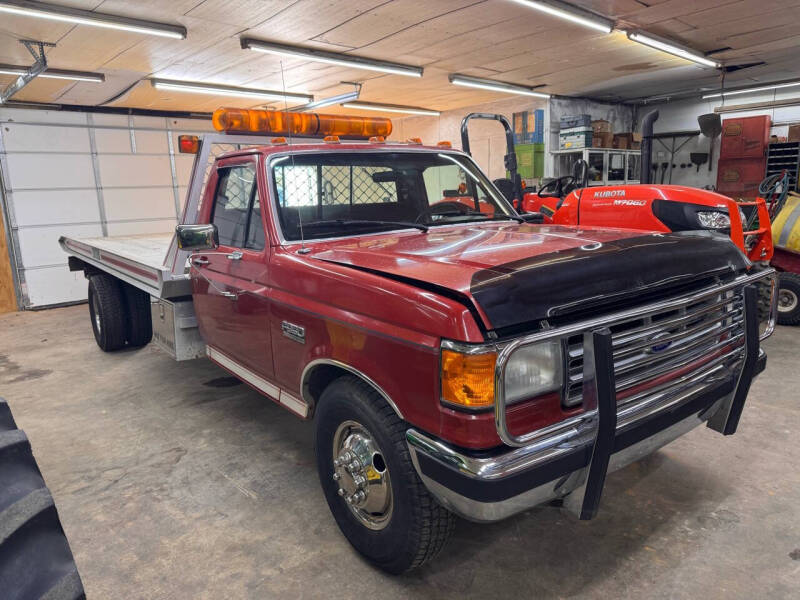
647, 331, 672, 354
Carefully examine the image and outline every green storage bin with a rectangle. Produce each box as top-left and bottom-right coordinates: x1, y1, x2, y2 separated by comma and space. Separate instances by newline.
512, 143, 544, 179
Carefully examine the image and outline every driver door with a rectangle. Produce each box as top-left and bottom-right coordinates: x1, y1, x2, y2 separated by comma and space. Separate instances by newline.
191, 156, 274, 380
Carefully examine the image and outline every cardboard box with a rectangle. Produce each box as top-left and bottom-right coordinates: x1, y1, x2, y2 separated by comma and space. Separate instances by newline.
788, 124, 800, 143
592, 131, 613, 147
591, 119, 611, 135
613, 133, 634, 149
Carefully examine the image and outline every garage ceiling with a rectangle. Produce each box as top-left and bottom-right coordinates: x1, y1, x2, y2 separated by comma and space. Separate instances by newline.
0, 0, 798, 114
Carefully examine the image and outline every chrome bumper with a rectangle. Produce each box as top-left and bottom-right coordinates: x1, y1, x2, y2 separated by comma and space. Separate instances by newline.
408, 282, 768, 523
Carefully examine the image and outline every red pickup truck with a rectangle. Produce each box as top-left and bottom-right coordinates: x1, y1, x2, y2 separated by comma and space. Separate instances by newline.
61, 108, 776, 573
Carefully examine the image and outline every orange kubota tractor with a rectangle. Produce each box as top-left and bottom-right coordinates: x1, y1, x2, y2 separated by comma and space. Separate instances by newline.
460, 110, 785, 323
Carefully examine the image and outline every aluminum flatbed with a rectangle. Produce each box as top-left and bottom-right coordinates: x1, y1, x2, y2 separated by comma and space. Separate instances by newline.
59, 232, 190, 299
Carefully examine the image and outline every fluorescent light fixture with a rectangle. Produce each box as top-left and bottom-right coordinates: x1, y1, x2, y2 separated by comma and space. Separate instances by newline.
627, 31, 720, 68
703, 80, 800, 99
150, 78, 312, 102
0, 0, 186, 39
508, 0, 613, 33
0, 64, 104, 82
241, 38, 423, 78
291, 90, 360, 112
449, 74, 550, 98
342, 102, 440, 116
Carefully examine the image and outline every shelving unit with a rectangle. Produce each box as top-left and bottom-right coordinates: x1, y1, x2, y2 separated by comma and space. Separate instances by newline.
550, 148, 641, 186
766, 142, 800, 191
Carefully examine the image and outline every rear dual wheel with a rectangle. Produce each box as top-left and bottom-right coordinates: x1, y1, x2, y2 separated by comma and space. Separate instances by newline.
315, 376, 454, 574
88, 274, 152, 352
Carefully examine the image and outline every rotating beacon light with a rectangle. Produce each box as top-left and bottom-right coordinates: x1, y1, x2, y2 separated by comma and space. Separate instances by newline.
212, 107, 392, 139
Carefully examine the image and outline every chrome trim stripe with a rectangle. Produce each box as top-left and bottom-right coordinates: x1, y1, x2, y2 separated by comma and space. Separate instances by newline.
300, 358, 404, 419
207, 346, 309, 418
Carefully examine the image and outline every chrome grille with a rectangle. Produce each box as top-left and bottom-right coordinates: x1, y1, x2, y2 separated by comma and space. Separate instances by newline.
563, 287, 745, 408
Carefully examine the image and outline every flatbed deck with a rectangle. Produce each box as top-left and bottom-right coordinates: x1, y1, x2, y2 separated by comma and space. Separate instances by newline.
59, 232, 190, 298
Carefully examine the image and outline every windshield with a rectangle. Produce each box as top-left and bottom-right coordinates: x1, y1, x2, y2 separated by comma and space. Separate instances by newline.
269, 151, 517, 241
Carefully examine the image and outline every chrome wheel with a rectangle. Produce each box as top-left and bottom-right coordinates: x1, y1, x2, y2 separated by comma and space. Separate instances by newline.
778, 288, 798, 313
332, 420, 393, 530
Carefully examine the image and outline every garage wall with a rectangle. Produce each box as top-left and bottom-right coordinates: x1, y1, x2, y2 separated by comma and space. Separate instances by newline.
0, 108, 213, 308
636, 90, 800, 189
389, 96, 548, 181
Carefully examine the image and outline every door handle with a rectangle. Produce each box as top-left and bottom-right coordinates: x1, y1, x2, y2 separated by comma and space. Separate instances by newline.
192, 256, 209, 266
227, 250, 243, 261
221, 290, 237, 300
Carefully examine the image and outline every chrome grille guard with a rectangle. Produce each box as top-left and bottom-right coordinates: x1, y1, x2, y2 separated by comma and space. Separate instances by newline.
493, 269, 775, 443
492, 270, 774, 519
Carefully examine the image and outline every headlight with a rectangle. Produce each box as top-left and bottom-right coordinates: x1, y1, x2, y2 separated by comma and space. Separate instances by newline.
504, 341, 562, 404
697, 210, 730, 229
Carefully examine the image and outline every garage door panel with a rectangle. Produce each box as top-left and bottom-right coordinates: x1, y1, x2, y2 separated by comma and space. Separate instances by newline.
97, 154, 173, 187
106, 218, 176, 236
134, 130, 169, 154
94, 128, 133, 154
103, 187, 176, 221
6, 154, 96, 190
1, 124, 91, 153
11, 190, 101, 227
175, 155, 195, 186
17, 223, 103, 268
24, 267, 88, 307
0, 108, 88, 125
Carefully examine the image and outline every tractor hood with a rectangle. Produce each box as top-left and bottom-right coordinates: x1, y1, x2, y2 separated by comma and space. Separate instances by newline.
309, 223, 748, 331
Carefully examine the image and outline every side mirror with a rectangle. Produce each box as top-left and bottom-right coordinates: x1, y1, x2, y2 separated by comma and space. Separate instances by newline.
176, 224, 218, 251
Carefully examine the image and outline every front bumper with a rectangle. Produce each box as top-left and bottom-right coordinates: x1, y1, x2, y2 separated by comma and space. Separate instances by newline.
407, 283, 767, 523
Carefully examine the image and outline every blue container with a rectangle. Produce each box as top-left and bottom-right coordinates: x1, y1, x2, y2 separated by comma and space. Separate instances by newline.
560, 114, 591, 130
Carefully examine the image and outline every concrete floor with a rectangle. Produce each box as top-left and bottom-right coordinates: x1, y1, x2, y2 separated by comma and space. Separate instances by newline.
0, 304, 798, 599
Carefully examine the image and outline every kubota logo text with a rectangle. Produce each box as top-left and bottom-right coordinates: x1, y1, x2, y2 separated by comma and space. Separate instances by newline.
594, 190, 625, 198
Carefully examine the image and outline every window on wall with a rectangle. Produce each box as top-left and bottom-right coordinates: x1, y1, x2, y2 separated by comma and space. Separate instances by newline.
211, 163, 265, 250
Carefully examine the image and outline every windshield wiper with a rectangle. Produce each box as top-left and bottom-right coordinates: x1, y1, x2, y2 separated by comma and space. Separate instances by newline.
302, 219, 429, 233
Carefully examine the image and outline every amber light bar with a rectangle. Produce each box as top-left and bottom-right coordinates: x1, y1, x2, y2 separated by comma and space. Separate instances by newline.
212, 107, 392, 139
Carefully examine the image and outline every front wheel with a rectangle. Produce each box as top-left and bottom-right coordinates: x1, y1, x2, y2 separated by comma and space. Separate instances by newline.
776, 272, 800, 326
315, 376, 454, 573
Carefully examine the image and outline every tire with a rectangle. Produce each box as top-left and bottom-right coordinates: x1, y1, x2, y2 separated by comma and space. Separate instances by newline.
776, 272, 800, 326
122, 283, 152, 347
315, 376, 455, 574
88, 274, 126, 352
0, 398, 85, 600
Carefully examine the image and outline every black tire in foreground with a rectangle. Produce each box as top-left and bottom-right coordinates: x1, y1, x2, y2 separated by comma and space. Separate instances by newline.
777, 272, 800, 326
88, 273, 127, 352
315, 376, 455, 574
121, 283, 153, 348
0, 399, 85, 600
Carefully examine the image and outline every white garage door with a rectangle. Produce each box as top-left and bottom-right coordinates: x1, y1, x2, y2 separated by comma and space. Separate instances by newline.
0, 108, 213, 308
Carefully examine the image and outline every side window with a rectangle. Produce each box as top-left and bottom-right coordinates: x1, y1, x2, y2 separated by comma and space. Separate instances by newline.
211, 164, 265, 250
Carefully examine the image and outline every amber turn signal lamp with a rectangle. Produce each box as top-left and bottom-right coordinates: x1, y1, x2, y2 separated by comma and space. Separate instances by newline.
178, 135, 199, 154
407, 137, 422, 145
441, 349, 496, 409
437, 140, 452, 148
324, 135, 340, 143
271, 137, 288, 145
368, 136, 385, 143
212, 107, 392, 139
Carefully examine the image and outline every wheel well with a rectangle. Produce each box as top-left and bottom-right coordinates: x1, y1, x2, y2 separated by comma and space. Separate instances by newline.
302, 361, 403, 420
